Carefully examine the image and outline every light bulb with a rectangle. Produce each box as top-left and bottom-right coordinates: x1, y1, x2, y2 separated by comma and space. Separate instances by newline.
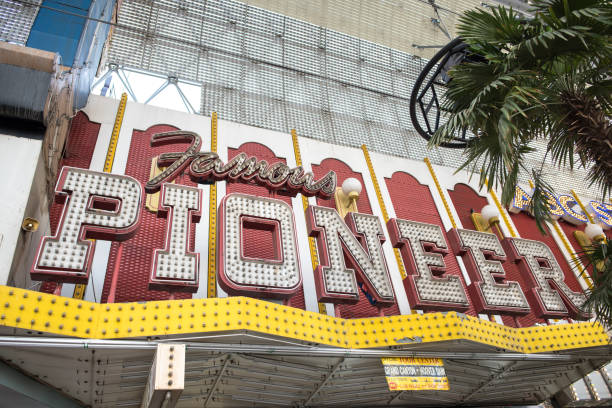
481, 204, 499, 223
341, 177, 362, 195
585, 223, 604, 240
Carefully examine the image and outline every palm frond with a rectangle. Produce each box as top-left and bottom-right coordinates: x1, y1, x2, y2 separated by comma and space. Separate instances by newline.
529, 0, 604, 18
457, 6, 525, 47
529, 170, 555, 234
577, 241, 612, 326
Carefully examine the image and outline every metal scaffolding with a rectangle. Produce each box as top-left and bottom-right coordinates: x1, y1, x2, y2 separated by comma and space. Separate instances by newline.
104, 0, 601, 200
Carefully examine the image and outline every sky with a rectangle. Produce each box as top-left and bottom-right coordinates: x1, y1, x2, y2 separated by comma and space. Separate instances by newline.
91, 68, 202, 114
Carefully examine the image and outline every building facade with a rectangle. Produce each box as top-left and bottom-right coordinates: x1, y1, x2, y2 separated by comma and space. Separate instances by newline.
0, 0, 610, 407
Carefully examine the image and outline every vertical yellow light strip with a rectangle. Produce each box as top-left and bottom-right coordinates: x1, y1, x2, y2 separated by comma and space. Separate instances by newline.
72, 283, 86, 300
292, 130, 326, 314
362, 145, 407, 279
103, 93, 127, 173
73, 93, 128, 300
207, 113, 218, 298
487, 184, 517, 238
529, 182, 592, 288
423, 157, 457, 229
571, 189, 594, 223
552, 221, 593, 288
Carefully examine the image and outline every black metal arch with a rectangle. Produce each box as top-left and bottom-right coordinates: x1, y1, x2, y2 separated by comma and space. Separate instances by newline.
409, 37, 481, 149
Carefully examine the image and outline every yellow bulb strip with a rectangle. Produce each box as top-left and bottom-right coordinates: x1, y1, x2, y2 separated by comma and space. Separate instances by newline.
362, 145, 407, 279
0, 285, 608, 352
72, 283, 85, 300
207, 113, 218, 298
423, 157, 457, 229
73, 93, 128, 300
571, 189, 594, 224
292, 130, 326, 314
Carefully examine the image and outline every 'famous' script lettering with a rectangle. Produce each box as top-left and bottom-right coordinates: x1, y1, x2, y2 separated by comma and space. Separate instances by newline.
144, 130, 336, 198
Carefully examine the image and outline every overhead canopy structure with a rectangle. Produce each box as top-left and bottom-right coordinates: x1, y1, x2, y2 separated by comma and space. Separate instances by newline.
0, 286, 610, 407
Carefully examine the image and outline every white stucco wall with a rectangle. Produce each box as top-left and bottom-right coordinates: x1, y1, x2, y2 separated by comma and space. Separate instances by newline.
0, 134, 42, 285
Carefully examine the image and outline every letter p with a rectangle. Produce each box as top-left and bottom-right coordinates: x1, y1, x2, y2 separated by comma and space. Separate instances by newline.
31, 167, 143, 283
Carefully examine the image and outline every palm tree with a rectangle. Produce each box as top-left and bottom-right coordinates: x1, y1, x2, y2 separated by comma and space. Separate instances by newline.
428, 0, 611, 322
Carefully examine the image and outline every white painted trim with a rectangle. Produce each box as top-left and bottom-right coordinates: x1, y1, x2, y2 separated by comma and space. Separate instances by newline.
548, 222, 590, 291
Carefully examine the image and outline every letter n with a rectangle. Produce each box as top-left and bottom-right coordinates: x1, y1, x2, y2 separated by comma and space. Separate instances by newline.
306, 206, 395, 305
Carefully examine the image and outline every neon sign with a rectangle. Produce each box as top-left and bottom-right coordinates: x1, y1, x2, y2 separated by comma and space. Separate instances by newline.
150, 184, 202, 291
30, 131, 590, 321
218, 193, 302, 298
448, 228, 529, 315
388, 219, 469, 310
510, 185, 611, 227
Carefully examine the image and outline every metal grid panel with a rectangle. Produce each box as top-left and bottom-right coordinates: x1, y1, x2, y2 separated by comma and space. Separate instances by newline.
243, 9, 284, 65
327, 111, 369, 148
325, 30, 361, 87
286, 103, 330, 143
107, 0, 603, 200
240, 0, 481, 60
154, 0, 204, 45
107, 0, 441, 155
199, 51, 243, 90
326, 81, 362, 118
201, 84, 241, 121
284, 37, 321, 76
147, 38, 200, 79
243, 62, 283, 100
284, 71, 323, 107
107, 28, 147, 69
0, 0, 41, 45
